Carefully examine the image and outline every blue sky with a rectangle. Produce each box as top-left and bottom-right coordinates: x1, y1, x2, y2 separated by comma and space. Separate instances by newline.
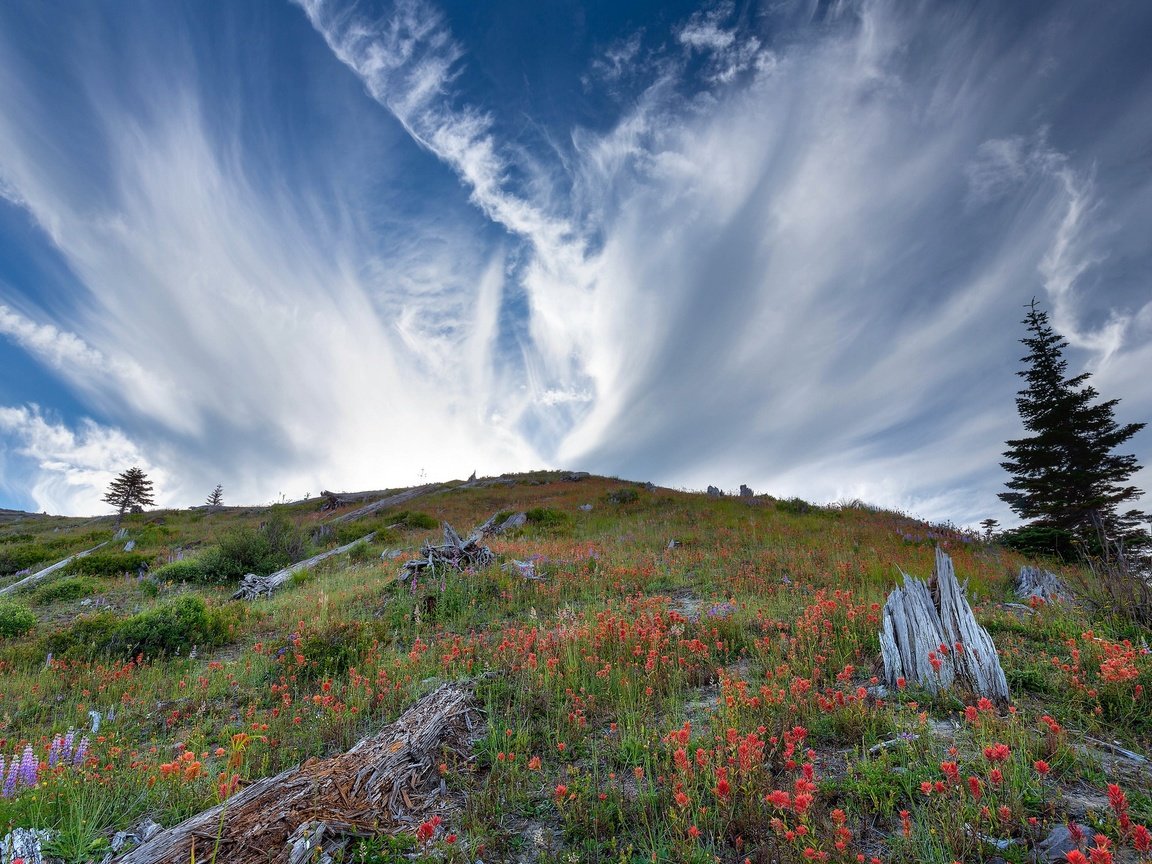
1, 0, 1149, 524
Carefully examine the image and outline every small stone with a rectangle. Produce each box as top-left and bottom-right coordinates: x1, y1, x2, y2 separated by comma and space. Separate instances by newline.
578, 504, 593, 511
1035, 824, 1096, 864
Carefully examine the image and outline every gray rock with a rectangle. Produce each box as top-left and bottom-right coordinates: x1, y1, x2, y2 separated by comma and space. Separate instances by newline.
1, 827, 52, 864
707, 485, 722, 497
739, 484, 754, 498
578, 504, 593, 511
123, 539, 136, 551
1035, 824, 1096, 863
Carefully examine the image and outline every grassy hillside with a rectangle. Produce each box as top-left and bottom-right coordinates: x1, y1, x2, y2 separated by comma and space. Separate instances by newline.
0, 473, 1148, 863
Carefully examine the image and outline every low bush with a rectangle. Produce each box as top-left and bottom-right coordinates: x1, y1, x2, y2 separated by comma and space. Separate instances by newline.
0, 543, 55, 577
66, 552, 149, 578
389, 510, 439, 531
526, 507, 569, 527
196, 515, 309, 584
776, 496, 816, 515
150, 559, 206, 583
0, 599, 37, 638
32, 576, 101, 604
605, 488, 639, 505
41, 611, 120, 660
116, 595, 219, 658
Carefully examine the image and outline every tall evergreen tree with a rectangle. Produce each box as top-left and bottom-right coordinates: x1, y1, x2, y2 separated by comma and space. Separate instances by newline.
102, 467, 156, 525
999, 300, 1146, 555
206, 485, 224, 508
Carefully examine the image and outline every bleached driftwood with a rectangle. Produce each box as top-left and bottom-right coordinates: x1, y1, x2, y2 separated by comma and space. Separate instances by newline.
1015, 566, 1071, 604
232, 533, 375, 600
0, 541, 110, 597
400, 522, 495, 582
880, 547, 1009, 701
115, 682, 482, 864
326, 484, 443, 525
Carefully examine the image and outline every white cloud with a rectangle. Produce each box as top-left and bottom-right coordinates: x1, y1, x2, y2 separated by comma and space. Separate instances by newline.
0, 405, 166, 515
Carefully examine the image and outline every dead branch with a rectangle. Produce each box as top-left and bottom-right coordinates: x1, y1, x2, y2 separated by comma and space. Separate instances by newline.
115, 682, 483, 864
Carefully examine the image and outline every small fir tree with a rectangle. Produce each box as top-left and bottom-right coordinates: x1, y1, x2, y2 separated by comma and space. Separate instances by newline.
102, 467, 156, 526
206, 485, 224, 508
999, 299, 1147, 556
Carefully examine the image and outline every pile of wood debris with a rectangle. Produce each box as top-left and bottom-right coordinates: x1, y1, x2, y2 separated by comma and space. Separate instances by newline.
116, 683, 483, 864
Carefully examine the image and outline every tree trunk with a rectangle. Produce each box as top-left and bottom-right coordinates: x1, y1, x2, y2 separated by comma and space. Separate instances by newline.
879, 547, 1009, 701
114, 682, 482, 864
232, 533, 376, 600
0, 542, 110, 597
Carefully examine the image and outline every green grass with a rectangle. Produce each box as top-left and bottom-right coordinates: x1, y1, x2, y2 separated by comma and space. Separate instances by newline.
0, 474, 1148, 863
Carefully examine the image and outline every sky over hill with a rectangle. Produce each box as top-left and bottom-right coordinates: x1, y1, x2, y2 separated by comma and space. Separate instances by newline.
0, 0, 1149, 523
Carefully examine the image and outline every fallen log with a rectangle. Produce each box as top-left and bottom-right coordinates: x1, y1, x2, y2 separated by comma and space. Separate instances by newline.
319, 489, 398, 511
115, 682, 483, 864
0, 541, 110, 597
879, 546, 1009, 701
326, 484, 443, 525
232, 533, 375, 600
400, 522, 495, 582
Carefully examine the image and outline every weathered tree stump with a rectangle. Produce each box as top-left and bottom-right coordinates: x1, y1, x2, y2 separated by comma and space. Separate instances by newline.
232, 533, 375, 600
879, 547, 1009, 701
1015, 566, 1071, 604
115, 682, 483, 864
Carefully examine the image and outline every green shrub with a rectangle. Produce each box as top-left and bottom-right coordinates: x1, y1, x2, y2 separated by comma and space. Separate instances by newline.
116, 595, 215, 658
0, 543, 54, 577
776, 497, 816, 515
150, 559, 205, 583
41, 611, 120, 660
66, 552, 149, 578
197, 515, 310, 584
291, 620, 365, 680
0, 599, 37, 638
0, 532, 35, 544
32, 576, 101, 604
605, 488, 639, 505
389, 510, 439, 531
526, 507, 568, 527
347, 541, 375, 564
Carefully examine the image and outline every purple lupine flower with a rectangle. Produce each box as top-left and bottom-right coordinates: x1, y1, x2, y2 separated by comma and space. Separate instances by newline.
62, 728, 76, 762
48, 734, 63, 768
2, 757, 18, 797
19, 744, 37, 786
73, 736, 89, 766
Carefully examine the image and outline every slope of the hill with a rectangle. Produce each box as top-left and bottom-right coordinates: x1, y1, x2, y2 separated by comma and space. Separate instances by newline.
0, 472, 1148, 863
